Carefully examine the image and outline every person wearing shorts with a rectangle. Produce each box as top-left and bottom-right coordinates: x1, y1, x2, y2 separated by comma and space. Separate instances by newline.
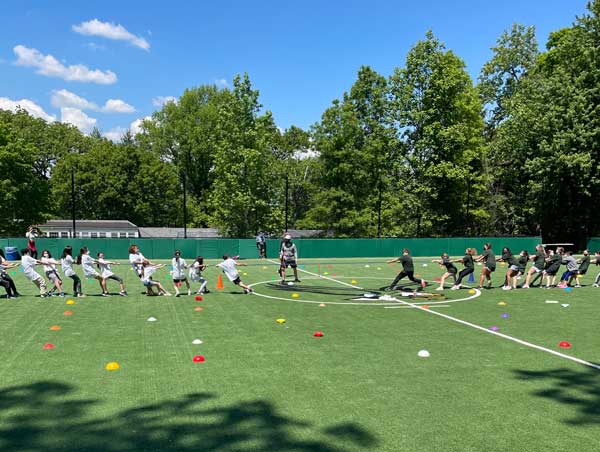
141, 262, 171, 296
575, 250, 591, 287
475, 243, 496, 289
543, 248, 563, 288
523, 245, 546, 289
20, 248, 47, 297
216, 254, 253, 294
97, 252, 127, 296
592, 251, 600, 287
170, 250, 191, 297
41, 250, 64, 297
558, 251, 578, 288
279, 234, 300, 284
431, 253, 457, 290
496, 247, 519, 291
451, 248, 476, 290
61, 246, 83, 297
388, 248, 426, 290
77, 247, 109, 296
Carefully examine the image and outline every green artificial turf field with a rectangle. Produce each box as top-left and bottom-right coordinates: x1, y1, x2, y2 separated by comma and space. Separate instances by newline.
1, 256, 599, 452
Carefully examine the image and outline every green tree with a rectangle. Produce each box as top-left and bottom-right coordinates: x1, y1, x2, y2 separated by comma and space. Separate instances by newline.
305, 66, 396, 236
0, 113, 50, 234
388, 31, 484, 236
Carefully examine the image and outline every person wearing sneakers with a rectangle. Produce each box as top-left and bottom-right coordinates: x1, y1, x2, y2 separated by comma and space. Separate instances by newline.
216, 254, 253, 294
189, 256, 209, 294
61, 246, 84, 297
171, 250, 191, 297
20, 248, 47, 297
77, 247, 109, 296
574, 250, 591, 287
97, 252, 127, 296
431, 253, 457, 290
40, 250, 65, 297
558, 251, 578, 288
475, 243, 496, 289
522, 244, 546, 289
141, 262, 171, 296
387, 248, 427, 290
451, 248, 475, 290
543, 248, 563, 288
279, 234, 301, 284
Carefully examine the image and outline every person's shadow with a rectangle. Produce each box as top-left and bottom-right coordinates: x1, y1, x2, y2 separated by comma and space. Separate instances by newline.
0, 381, 378, 452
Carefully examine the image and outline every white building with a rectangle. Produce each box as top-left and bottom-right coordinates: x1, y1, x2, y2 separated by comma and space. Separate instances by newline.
39, 220, 139, 238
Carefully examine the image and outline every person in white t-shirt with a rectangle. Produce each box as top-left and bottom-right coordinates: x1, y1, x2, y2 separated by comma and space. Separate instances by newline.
141, 262, 171, 296
128, 244, 155, 295
216, 254, 252, 294
61, 246, 84, 297
189, 256, 209, 294
97, 252, 127, 296
171, 250, 191, 297
20, 248, 47, 297
40, 250, 65, 297
76, 247, 109, 296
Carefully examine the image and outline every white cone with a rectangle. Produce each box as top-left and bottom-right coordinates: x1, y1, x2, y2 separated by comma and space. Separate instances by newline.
147, 317, 157, 322
418, 350, 430, 358
192, 339, 203, 345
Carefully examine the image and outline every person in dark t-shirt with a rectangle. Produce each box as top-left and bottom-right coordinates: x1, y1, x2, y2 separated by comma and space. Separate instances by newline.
474, 243, 496, 289
431, 253, 457, 290
387, 248, 426, 290
451, 248, 476, 290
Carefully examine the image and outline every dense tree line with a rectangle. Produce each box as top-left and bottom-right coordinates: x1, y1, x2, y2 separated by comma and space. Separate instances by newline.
1, 1, 599, 244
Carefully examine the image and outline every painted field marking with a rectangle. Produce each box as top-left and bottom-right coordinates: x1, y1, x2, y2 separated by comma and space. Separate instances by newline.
386, 294, 600, 372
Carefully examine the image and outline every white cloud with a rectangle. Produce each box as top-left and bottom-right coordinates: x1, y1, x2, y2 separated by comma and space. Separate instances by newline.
101, 99, 135, 113
104, 126, 127, 142
104, 116, 152, 142
61, 107, 97, 133
14, 45, 117, 84
130, 116, 151, 135
0, 97, 56, 122
73, 19, 150, 51
152, 96, 176, 107
51, 89, 97, 110
215, 78, 229, 88
51, 89, 135, 113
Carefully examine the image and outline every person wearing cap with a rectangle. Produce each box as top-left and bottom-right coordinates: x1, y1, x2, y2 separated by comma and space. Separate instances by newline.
279, 234, 300, 284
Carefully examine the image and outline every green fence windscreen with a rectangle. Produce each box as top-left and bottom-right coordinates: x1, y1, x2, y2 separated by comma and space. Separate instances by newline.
1, 237, 541, 260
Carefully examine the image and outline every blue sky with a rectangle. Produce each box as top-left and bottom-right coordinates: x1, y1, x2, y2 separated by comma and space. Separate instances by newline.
0, 0, 589, 139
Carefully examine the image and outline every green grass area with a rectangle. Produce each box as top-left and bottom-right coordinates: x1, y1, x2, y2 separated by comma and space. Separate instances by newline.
1, 257, 599, 452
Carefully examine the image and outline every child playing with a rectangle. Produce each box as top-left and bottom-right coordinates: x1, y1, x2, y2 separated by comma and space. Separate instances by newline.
387, 248, 427, 290
141, 262, 171, 296
431, 253, 457, 291
189, 256, 209, 294
97, 252, 127, 296
40, 250, 65, 297
451, 248, 476, 290
0, 255, 19, 298
77, 247, 109, 296
575, 250, 591, 287
61, 246, 84, 297
171, 250, 191, 297
522, 245, 546, 289
20, 248, 47, 297
474, 243, 496, 289
216, 254, 253, 294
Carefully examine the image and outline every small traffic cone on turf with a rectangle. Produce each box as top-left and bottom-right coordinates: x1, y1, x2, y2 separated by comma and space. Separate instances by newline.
468, 272, 475, 283
216, 274, 224, 290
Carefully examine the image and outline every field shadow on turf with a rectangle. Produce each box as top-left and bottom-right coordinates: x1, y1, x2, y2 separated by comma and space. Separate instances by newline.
0, 381, 378, 452
514, 367, 600, 425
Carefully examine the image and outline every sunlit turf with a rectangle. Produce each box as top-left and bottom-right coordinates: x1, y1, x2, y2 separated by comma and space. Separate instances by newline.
0, 257, 599, 452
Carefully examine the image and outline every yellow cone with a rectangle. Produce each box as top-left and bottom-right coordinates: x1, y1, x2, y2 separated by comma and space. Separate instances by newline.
276, 318, 286, 324
351, 280, 358, 284
291, 293, 300, 299
105, 362, 120, 371
468, 289, 476, 294
66, 300, 75, 305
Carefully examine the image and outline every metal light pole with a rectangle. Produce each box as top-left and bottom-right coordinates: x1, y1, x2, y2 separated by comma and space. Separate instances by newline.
284, 175, 289, 232
182, 171, 187, 239
71, 167, 76, 238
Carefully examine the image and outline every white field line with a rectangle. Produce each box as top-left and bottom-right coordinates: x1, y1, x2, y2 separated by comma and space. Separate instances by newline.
387, 295, 600, 371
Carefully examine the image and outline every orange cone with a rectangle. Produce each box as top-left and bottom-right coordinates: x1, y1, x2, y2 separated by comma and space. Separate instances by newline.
216, 274, 224, 290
